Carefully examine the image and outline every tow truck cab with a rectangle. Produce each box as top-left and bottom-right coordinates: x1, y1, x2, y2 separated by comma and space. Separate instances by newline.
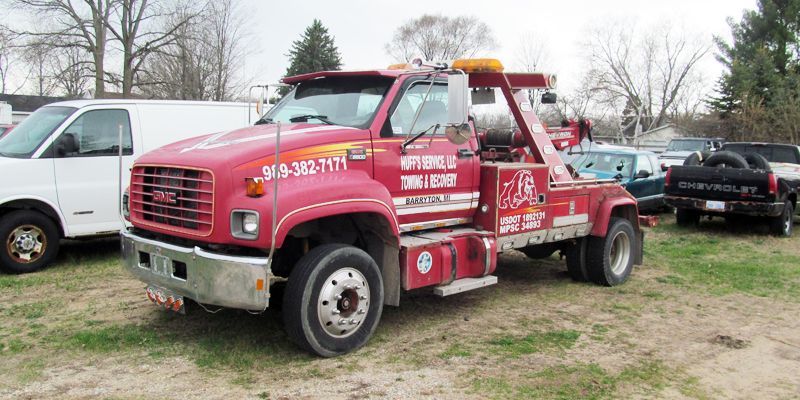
121, 58, 643, 357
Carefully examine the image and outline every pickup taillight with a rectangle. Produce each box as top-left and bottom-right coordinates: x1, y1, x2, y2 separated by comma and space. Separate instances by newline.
768, 173, 778, 195
664, 167, 672, 187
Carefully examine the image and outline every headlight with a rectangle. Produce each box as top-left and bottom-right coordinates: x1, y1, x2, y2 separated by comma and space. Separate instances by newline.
231, 210, 259, 240
243, 213, 258, 234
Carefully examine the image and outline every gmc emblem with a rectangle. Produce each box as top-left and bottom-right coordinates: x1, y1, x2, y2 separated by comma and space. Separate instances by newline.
152, 190, 177, 204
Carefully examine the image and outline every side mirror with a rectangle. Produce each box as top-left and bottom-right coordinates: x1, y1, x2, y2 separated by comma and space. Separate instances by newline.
541, 92, 557, 104
55, 133, 79, 156
445, 123, 472, 145
634, 170, 651, 179
447, 73, 468, 125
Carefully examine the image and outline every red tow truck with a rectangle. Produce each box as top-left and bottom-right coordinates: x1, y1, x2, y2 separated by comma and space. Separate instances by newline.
121, 58, 643, 356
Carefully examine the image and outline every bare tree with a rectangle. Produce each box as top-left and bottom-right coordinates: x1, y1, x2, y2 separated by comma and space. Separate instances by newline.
139, 0, 247, 101
0, 27, 13, 94
22, 41, 59, 95
514, 31, 550, 73
385, 14, 497, 62
105, 0, 193, 97
585, 22, 709, 136
51, 45, 91, 97
9, 0, 113, 97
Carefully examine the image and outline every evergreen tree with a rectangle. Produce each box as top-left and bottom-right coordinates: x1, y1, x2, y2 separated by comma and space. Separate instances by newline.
710, 0, 800, 143
285, 19, 342, 78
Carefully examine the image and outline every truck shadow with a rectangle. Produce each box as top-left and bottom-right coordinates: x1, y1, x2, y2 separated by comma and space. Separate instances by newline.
141, 250, 571, 363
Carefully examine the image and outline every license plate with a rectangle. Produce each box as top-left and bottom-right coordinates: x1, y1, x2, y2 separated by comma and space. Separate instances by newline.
150, 254, 171, 277
145, 285, 186, 314
705, 200, 726, 211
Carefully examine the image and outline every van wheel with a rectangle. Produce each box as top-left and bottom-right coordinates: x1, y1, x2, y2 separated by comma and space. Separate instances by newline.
283, 244, 383, 357
586, 218, 635, 286
0, 210, 60, 274
676, 208, 700, 227
769, 201, 794, 237
565, 237, 589, 282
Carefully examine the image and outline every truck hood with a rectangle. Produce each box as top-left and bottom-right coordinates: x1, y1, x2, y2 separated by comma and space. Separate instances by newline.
659, 151, 693, 160
136, 123, 369, 171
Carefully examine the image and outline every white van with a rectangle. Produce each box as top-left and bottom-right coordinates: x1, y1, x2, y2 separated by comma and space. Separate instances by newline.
0, 99, 258, 273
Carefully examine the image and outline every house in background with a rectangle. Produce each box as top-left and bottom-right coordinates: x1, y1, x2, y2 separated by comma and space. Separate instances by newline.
0, 94, 69, 123
632, 124, 688, 153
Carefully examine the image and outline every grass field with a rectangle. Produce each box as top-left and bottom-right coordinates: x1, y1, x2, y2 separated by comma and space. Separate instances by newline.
0, 214, 799, 399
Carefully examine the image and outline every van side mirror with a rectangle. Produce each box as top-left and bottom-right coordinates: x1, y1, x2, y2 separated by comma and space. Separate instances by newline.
447, 73, 468, 125
633, 170, 651, 180
56, 133, 79, 157
541, 92, 557, 104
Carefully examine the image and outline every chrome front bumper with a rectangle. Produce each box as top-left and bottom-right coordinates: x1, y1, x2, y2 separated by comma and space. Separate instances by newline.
120, 230, 272, 310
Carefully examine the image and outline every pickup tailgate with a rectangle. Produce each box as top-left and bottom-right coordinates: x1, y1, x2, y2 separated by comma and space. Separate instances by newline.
666, 166, 772, 202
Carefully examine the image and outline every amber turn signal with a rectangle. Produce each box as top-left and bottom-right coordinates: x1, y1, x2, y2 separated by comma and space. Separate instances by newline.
245, 177, 265, 197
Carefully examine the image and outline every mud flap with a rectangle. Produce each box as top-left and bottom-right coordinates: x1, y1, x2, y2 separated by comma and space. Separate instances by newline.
634, 229, 645, 266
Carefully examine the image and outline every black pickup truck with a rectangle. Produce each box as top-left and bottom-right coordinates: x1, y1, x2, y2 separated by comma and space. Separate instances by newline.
664, 142, 800, 236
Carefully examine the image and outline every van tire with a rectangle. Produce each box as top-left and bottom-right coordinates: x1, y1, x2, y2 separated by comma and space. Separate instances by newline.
0, 210, 60, 274
283, 244, 383, 357
565, 237, 589, 282
769, 201, 794, 237
586, 218, 635, 286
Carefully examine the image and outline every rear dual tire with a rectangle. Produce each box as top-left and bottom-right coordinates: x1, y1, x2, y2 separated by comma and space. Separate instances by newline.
676, 208, 700, 227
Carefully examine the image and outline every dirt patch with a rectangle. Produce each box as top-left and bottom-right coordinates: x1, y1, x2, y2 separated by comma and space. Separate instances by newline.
1, 221, 800, 399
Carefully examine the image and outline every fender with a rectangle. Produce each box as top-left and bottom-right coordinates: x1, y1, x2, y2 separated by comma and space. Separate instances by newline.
590, 195, 639, 237
0, 195, 69, 236
270, 172, 399, 248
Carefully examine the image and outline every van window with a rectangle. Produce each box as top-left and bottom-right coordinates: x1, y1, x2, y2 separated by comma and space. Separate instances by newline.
390, 82, 449, 136
0, 106, 76, 158
57, 109, 132, 157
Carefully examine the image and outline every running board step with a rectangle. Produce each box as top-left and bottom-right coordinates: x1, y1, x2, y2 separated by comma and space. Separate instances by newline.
433, 275, 498, 297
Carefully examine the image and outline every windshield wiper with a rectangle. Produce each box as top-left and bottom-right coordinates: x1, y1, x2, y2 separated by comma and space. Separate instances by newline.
289, 114, 334, 125
254, 116, 273, 125
401, 124, 439, 153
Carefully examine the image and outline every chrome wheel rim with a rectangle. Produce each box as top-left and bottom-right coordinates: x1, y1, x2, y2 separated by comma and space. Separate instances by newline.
6, 225, 47, 264
317, 267, 370, 338
609, 231, 631, 275
784, 213, 792, 235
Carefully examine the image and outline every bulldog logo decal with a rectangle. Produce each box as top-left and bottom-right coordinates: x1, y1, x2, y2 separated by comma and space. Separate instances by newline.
499, 170, 538, 210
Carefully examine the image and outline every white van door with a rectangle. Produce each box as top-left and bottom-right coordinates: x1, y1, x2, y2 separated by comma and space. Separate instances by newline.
52, 106, 140, 236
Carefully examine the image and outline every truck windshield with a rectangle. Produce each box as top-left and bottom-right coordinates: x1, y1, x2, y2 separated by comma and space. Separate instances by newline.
0, 106, 76, 158
666, 140, 704, 152
263, 76, 393, 129
573, 152, 635, 177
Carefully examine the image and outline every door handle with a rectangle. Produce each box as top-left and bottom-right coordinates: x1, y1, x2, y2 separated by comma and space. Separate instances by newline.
457, 148, 475, 158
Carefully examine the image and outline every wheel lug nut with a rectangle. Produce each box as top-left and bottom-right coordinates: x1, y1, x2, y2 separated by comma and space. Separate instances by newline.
338, 319, 347, 325
349, 319, 357, 325
334, 294, 342, 300
359, 295, 367, 300
358, 309, 365, 315
332, 309, 340, 315
354, 285, 361, 290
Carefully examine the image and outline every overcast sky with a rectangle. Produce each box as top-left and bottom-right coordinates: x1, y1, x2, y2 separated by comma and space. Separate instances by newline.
245, 0, 757, 94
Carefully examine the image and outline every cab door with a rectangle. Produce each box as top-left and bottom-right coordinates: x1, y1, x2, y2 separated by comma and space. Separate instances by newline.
372, 77, 479, 229
52, 106, 140, 235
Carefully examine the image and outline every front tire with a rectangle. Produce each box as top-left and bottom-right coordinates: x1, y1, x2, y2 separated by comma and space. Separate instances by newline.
770, 201, 794, 237
586, 218, 636, 286
283, 244, 384, 357
565, 237, 589, 282
0, 210, 60, 274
